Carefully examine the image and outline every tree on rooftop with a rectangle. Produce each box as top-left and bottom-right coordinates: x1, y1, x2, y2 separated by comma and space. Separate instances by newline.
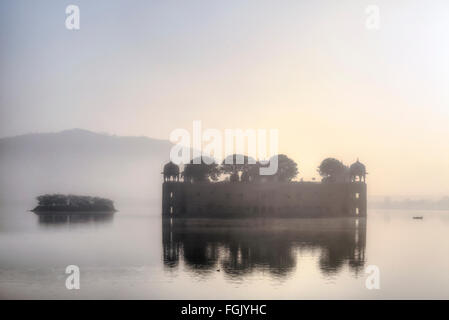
221, 154, 256, 182
183, 156, 220, 183
274, 154, 298, 182
317, 158, 347, 182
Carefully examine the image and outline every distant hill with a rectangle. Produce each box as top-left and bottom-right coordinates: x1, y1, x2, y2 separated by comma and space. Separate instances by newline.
370, 197, 449, 211
0, 129, 174, 207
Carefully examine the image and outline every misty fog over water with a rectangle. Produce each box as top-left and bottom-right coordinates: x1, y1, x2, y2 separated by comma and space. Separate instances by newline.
1, 0, 449, 303
0, 129, 448, 299
1, 204, 449, 299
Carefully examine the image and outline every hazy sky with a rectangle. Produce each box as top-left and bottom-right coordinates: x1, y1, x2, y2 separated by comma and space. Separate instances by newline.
1, 0, 449, 197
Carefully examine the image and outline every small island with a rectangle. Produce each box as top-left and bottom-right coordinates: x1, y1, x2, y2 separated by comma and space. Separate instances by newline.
32, 194, 116, 214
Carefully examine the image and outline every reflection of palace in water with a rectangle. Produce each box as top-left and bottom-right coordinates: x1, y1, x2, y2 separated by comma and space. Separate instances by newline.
162, 218, 366, 278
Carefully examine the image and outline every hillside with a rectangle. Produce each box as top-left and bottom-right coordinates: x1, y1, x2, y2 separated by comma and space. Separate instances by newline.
0, 129, 174, 207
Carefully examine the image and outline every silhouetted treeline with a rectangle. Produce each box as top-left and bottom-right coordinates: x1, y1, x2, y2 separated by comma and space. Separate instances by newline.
175, 155, 365, 184
32, 194, 116, 212
372, 196, 449, 210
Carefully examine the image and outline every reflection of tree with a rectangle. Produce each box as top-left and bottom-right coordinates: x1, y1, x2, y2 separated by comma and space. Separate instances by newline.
318, 230, 366, 275
319, 235, 356, 274
182, 240, 220, 273
220, 237, 296, 278
38, 213, 114, 225
162, 218, 366, 279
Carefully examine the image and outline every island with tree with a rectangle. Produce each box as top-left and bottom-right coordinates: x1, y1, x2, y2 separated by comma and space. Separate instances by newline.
162, 155, 367, 218
32, 194, 116, 214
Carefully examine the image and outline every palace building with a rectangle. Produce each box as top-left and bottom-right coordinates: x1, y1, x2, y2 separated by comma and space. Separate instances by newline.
162, 160, 367, 218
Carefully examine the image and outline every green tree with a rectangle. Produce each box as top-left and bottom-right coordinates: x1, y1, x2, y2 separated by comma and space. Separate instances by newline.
317, 158, 346, 182
183, 156, 220, 183
269, 154, 298, 182
241, 162, 261, 182
221, 154, 256, 182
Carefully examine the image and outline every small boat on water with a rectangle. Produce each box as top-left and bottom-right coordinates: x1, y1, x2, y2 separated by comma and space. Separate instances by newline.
412, 216, 423, 220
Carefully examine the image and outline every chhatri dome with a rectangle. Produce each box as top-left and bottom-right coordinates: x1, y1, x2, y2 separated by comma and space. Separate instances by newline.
349, 159, 366, 182
163, 161, 180, 182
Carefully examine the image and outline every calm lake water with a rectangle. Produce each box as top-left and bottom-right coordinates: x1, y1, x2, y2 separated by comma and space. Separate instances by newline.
1, 204, 449, 299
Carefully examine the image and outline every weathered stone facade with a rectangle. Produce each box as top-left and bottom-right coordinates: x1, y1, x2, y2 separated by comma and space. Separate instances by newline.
162, 172, 367, 218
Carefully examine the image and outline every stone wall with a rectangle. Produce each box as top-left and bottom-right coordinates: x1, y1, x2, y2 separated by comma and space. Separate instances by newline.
163, 181, 367, 218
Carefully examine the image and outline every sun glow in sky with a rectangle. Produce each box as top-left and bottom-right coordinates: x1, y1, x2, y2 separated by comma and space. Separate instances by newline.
1, 0, 449, 197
